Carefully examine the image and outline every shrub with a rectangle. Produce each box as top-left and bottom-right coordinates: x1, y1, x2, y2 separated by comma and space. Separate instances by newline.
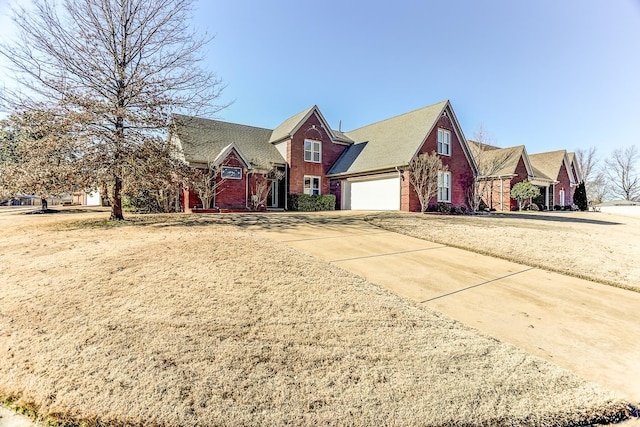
529, 203, 540, 211
573, 182, 588, 211
288, 194, 336, 211
554, 205, 561, 211
123, 189, 175, 213
437, 202, 451, 214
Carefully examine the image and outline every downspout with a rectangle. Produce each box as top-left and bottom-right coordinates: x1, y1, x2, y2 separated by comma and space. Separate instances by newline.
245, 170, 249, 210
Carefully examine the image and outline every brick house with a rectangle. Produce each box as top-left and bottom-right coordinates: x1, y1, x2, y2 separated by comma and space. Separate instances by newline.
567, 152, 584, 185
171, 100, 478, 212
468, 142, 534, 211
528, 150, 577, 208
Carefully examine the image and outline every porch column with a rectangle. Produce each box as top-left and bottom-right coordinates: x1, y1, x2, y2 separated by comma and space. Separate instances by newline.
545, 186, 549, 210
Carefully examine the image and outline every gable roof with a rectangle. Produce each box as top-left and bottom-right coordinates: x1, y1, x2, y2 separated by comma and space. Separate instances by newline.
171, 114, 285, 169
328, 100, 477, 176
211, 143, 251, 169
529, 150, 575, 185
567, 152, 583, 183
468, 141, 533, 178
269, 105, 338, 144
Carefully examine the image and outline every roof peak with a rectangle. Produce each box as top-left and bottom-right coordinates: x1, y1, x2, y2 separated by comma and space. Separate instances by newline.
346, 100, 449, 133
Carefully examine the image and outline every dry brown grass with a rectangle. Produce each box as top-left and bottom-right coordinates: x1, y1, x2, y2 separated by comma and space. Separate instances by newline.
0, 210, 630, 426
366, 211, 640, 292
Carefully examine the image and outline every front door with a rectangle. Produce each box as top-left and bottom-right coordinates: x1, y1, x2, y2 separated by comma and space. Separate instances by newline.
559, 189, 565, 207
268, 179, 279, 208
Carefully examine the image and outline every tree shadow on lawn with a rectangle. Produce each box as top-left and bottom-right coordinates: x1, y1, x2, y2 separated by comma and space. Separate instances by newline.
59, 211, 378, 231
153, 212, 377, 231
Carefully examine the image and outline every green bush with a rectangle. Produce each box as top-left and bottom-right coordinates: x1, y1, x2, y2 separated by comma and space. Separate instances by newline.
288, 194, 336, 211
437, 202, 451, 214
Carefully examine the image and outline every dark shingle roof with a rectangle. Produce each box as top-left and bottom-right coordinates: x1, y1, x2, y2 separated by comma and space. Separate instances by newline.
328, 100, 449, 176
468, 141, 529, 178
529, 150, 568, 182
171, 114, 285, 169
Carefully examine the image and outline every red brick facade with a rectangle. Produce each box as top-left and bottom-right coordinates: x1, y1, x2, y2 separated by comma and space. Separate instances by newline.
214, 153, 247, 209
179, 104, 478, 213
182, 149, 269, 212
479, 155, 529, 211
287, 113, 349, 195
554, 162, 573, 207
402, 113, 475, 211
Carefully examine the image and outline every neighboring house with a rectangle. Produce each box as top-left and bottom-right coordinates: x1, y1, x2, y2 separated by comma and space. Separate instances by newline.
528, 150, 576, 208
468, 142, 533, 211
171, 100, 478, 212
566, 152, 583, 184
72, 190, 102, 206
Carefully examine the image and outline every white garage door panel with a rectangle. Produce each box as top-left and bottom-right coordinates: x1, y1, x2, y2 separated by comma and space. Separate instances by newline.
349, 177, 400, 210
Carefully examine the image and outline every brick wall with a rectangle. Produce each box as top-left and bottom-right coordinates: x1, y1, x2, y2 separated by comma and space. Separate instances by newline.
215, 153, 247, 209
402, 112, 475, 211
555, 161, 572, 206
288, 112, 348, 195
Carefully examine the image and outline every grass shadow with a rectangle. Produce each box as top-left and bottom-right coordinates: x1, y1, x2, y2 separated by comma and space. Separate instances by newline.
489, 212, 622, 226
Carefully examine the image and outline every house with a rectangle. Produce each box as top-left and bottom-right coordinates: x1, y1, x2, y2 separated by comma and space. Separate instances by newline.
567, 152, 583, 184
469, 142, 534, 211
528, 150, 576, 208
171, 100, 478, 212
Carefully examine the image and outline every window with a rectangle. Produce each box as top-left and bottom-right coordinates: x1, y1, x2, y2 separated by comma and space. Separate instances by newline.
437, 171, 451, 202
304, 175, 321, 195
304, 139, 322, 163
221, 166, 242, 179
437, 129, 451, 156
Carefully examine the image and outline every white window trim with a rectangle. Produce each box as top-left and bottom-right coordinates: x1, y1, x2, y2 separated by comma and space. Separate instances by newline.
304, 139, 322, 163
303, 175, 321, 195
437, 128, 451, 156
437, 171, 452, 203
220, 166, 242, 180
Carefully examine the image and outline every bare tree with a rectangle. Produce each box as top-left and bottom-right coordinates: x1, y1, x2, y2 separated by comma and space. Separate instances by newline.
575, 147, 598, 184
250, 166, 285, 210
587, 171, 609, 205
188, 160, 225, 210
0, 109, 89, 210
408, 151, 447, 213
574, 147, 601, 205
0, 0, 226, 220
604, 145, 640, 201
467, 125, 512, 211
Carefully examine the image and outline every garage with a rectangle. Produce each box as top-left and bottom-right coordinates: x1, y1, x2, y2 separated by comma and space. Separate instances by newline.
342, 176, 400, 210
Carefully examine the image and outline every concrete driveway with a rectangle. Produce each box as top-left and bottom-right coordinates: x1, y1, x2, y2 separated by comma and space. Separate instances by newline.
256, 213, 640, 405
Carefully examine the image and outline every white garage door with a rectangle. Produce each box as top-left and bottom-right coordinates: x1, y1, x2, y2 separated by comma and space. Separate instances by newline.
344, 176, 400, 210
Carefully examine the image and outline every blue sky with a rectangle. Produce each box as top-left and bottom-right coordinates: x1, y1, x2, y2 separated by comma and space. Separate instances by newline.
1, 0, 639, 156
192, 0, 640, 156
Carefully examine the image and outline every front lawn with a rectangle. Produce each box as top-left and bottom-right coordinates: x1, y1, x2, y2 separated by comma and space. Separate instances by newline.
0, 211, 629, 426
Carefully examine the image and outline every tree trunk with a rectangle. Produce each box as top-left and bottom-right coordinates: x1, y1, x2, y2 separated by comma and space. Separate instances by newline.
110, 175, 124, 220
41, 197, 48, 211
